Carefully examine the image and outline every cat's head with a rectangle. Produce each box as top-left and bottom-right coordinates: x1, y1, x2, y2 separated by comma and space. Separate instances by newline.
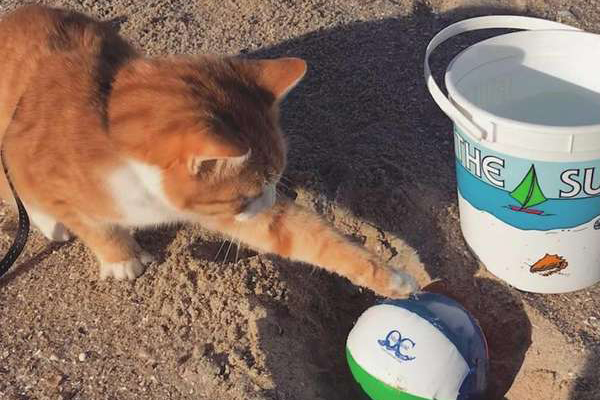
109, 56, 306, 220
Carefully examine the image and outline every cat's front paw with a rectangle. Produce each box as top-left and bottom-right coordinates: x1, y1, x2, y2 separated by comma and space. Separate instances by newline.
138, 250, 156, 265
356, 259, 420, 298
383, 268, 420, 298
100, 259, 145, 280
365, 264, 420, 299
99, 253, 153, 281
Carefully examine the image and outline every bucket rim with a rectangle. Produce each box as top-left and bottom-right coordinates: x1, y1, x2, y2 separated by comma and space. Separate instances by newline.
445, 29, 600, 138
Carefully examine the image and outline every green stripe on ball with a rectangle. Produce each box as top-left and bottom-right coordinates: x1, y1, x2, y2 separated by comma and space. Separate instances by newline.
346, 348, 429, 400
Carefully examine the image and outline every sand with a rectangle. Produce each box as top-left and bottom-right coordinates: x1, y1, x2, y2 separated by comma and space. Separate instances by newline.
0, 0, 598, 399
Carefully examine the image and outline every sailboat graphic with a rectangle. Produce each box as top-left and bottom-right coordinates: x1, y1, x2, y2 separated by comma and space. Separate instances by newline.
509, 164, 547, 215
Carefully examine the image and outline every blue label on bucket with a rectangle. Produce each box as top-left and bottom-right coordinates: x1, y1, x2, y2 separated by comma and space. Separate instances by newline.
454, 126, 600, 231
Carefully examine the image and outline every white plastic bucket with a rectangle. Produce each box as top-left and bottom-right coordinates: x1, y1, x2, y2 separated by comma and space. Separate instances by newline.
425, 16, 600, 293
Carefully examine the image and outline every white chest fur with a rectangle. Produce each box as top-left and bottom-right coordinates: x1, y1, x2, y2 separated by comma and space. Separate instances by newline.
106, 160, 185, 227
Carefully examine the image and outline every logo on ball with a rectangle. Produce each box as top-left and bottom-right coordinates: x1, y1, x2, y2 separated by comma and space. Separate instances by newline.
377, 330, 416, 362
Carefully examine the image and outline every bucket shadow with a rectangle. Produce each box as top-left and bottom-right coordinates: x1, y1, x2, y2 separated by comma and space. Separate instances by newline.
246, 3, 534, 399
570, 345, 600, 399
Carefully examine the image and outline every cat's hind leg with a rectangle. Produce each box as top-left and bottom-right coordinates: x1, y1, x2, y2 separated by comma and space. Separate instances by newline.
27, 207, 72, 242
0, 171, 70, 242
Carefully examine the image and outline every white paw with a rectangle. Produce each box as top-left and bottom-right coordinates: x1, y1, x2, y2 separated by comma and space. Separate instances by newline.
99, 259, 146, 280
138, 250, 156, 265
50, 223, 71, 242
387, 268, 420, 297
29, 208, 71, 242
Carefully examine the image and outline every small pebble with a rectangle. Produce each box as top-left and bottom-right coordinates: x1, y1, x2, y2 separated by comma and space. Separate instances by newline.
47, 373, 64, 387
78, 352, 87, 362
557, 10, 576, 21
49, 354, 59, 362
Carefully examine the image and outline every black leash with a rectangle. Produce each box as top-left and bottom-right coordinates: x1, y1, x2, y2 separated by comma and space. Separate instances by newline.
0, 144, 30, 278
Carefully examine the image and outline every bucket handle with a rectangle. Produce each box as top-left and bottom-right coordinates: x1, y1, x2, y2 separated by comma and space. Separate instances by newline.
425, 16, 581, 140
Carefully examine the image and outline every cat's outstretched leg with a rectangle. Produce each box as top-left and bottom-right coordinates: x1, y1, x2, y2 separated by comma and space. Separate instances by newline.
203, 199, 419, 298
60, 219, 153, 280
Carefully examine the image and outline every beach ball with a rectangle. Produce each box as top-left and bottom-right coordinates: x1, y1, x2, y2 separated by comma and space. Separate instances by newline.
346, 292, 488, 400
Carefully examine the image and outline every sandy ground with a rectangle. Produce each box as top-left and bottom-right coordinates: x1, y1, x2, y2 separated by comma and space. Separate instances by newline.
0, 0, 599, 399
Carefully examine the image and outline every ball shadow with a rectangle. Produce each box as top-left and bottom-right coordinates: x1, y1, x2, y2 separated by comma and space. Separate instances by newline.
570, 345, 600, 399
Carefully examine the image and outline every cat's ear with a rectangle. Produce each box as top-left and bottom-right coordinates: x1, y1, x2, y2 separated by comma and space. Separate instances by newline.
187, 135, 251, 176
253, 57, 307, 100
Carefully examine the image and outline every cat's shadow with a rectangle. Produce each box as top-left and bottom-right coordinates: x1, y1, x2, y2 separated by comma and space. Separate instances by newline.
243, 3, 537, 400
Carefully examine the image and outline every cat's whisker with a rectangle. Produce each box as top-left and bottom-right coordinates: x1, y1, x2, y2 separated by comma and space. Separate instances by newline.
223, 236, 235, 263
275, 188, 290, 200
214, 239, 228, 262
276, 180, 292, 190
279, 175, 295, 185
235, 237, 241, 264
233, 226, 242, 264
267, 172, 294, 186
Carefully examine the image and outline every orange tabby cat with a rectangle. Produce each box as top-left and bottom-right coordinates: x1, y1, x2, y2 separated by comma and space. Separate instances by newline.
0, 5, 418, 297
